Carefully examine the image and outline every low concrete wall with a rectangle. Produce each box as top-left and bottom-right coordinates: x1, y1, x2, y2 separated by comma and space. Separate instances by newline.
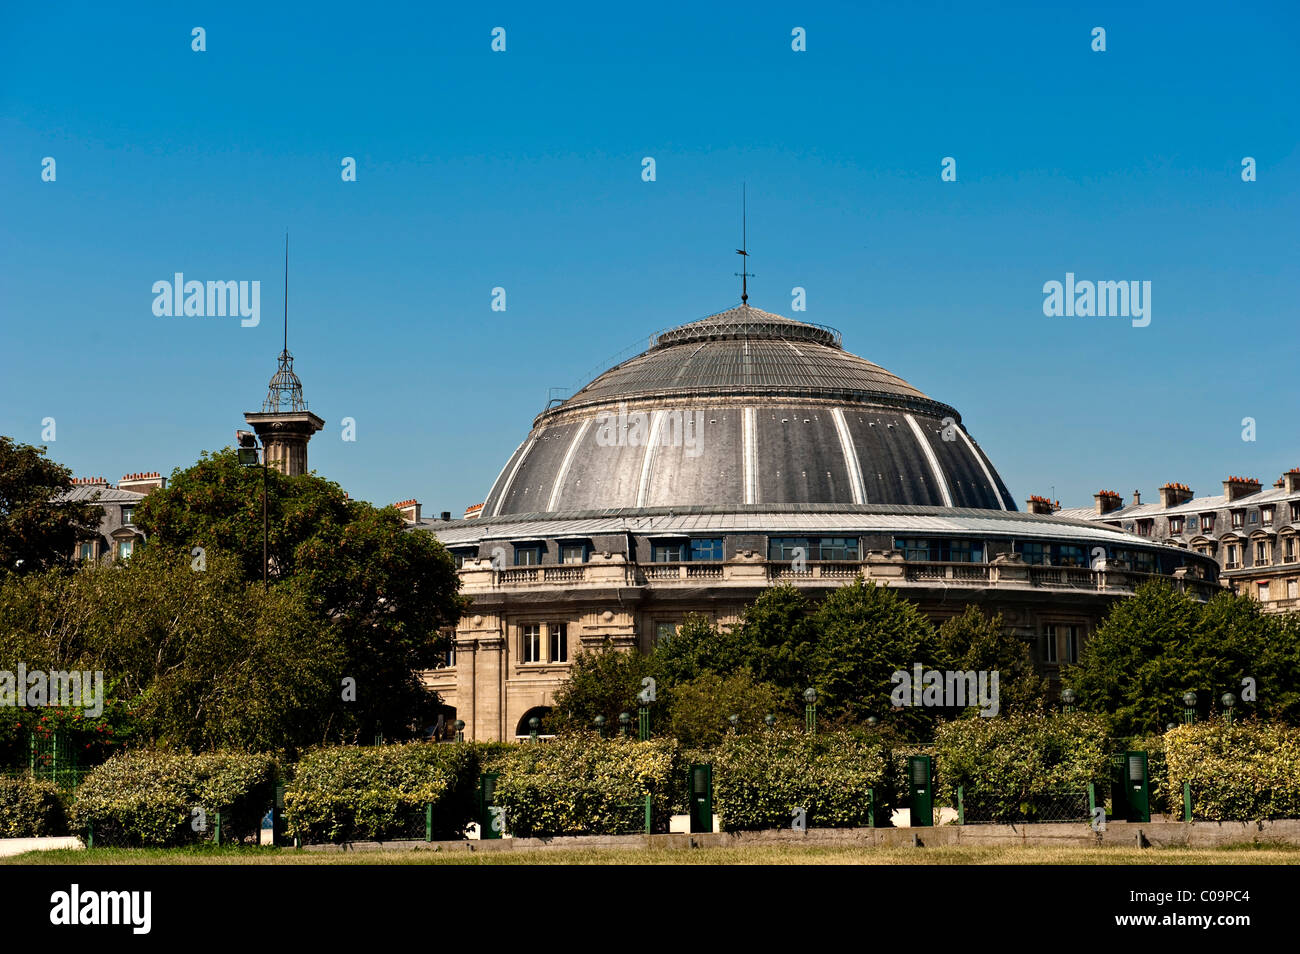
0, 836, 83, 858
299, 818, 1300, 854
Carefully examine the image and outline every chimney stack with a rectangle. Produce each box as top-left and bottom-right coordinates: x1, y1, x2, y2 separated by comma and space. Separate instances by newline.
1158, 482, 1194, 509
118, 471, 166, 495
441, 511, 452, 521
1283, 468, 1300, 495
392, 499, 422, 523
1131, 489, 1142, 506
1223, 476, 1261, 501
1025, 494, 1058, 515
1094, 490, 1123, 515
72, 476, 110, 488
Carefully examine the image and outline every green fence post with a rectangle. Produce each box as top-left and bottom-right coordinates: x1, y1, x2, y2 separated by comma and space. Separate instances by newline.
958, 785, 965, 826
1088, 781, 1096, 818
644, 793, 652, 834
87, 821, 93, 850
1183, 781, 1192, 822
425, 801, 433, 842
213, 810, 222, 847
867, 788, 875, 829
273, 783, 286, 848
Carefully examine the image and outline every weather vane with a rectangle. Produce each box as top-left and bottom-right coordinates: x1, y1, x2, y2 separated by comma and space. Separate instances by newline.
734, 183, 753, 304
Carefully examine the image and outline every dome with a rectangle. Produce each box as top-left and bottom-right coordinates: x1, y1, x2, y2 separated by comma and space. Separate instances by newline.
482, 304, 1015, 516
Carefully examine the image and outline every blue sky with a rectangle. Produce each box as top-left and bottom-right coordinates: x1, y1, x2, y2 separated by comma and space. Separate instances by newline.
2, 1, 1297, 513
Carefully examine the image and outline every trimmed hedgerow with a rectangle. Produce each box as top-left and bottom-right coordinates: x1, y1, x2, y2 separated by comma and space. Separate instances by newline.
931, 711, 1111, 822
0, 774, 70, 837
1164, 721, 1300, 822
491, 734, 682, 837
71, 750, 276, 847
284, 742, 479, 843
704, 729, 898, 831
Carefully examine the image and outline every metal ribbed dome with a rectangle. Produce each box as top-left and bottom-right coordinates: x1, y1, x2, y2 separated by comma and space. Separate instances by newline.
481, 305, 1015, 516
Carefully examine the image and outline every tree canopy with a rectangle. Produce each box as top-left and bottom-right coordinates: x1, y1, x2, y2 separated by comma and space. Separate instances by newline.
0, 436, 102, 578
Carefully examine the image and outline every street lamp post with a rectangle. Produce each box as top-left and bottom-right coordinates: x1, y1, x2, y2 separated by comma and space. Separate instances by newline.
1221, 692, 1236, 724
728, 713, 740, 735
528, 716, 540, 743
594, 715, 606, 739
454, 719, 465, 743
1060, 688, 1076, 714
803, 688, 817, 734
1182, 691, 1197, 725
236, 430, 269, 589
618, 711, 631, 738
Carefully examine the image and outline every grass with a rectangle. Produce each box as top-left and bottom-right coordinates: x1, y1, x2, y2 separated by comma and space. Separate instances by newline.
6, 842, 1300, 865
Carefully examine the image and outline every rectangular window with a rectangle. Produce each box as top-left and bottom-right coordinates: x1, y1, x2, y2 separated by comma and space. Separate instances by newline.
1257, 582, 1271, 602
1262, 507, 1274, 523
451, 548, 475, 569
1226, 545, 1240, 569
1065, 626, 1081, 663
522, 624, 542, 663
896, 538, 981, 562
654, 622, 678, 645
117, 540, 133, 559
690, 537, 724, 561
1201, 514, 1216, 534
1187, 516, 1198, 531
1136, 519, 1153, 537
549, 623, 568, 663
1289, 579, 1298, 600
1292, 503, 1300, 523
1256, 541, 1269, 565
121, 506, 135, 525
652, 542, 686, 562
1169, 517, 1183, 534
817, 537, 861, 561
1056, 545, 1088, 568
1016, 542, 1049, 566
1286, 537, 1296, 563
1042, 625, 1058, 664
1249, 512, 1259, 524
514, 545, 543, 566
1232, 511, 1245, 528
79, 541, 95, 561
772, 537, 861, 561
560, 543, 588, 565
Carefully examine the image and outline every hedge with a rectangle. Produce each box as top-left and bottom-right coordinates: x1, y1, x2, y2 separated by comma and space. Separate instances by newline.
704, 729, 897, 831
932, 712, 1111, 821
284, 742, 480, 843
1164, 721, 1300, 821
0, 774, 70, 837
72, 750, 276, 846
491, 734, 682, 837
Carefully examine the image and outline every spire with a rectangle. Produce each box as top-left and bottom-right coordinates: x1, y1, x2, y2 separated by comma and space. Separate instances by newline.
734, 183, 753, 305
262, 233, 307, 412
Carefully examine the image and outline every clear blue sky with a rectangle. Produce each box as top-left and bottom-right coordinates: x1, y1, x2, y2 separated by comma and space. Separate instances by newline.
2, 1, 1297, 513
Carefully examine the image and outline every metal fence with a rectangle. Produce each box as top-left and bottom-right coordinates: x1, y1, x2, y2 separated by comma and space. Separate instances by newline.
956, 787, 1093, 824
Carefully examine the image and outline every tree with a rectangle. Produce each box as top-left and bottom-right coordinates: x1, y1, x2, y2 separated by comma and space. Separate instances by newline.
650, 613, 743, 686
549, 643, 656, 733
0, 437, 103, 577
1065, 581, 1300, 737
808, 579, 936, 735
732, 584, 819, 691
133, 449, 466, 741
0, 548, 345, 754
664, 672, 791, 747
934, 606, 1047, 715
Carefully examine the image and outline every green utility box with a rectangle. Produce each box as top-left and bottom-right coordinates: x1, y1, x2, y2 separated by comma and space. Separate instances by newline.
688, 763, 713, 833
908, 755, 934, 827
478, 772, 503, 839
1111, 751, 1150, 823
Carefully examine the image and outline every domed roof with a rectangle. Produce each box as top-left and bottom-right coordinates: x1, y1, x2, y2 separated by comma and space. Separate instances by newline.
482, 305, 1015, 516
558, 305, 935, 413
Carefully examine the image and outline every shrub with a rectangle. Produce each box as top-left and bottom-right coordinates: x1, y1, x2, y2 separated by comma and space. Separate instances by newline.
491, 734, 682, 837
0, 774, 69, 837
72, 750, 276, 846
704, 729, 897, 831
665, 672, 793, 747
932, 712, 1111, 821
284, 743, 479, 843
1164, 721, 1300, 821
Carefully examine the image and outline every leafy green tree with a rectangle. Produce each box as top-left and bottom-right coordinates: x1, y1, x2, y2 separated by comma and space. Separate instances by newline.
650, 613, 743, 685
934, 606, 1047, 714
732, 584, 819, 691
0, 548, 345, 753
134, 449, 466, 741
809, 579, 937, 734
0, 437, 103, 577
664, 671, 791, 747
1065, 582, 1299, 737
549, 643, 656, 733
